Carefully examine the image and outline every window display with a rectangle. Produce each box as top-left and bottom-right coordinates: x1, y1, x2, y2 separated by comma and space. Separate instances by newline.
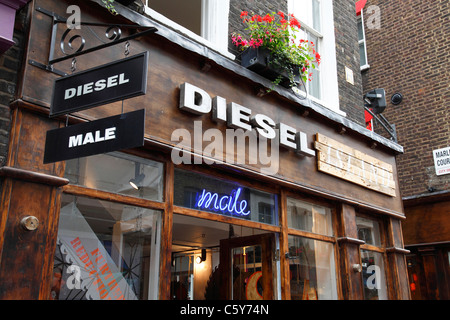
361, 250, 387, 300
288, 236, 337, 300
51, 194, 162, 300
357, 215, 388, 300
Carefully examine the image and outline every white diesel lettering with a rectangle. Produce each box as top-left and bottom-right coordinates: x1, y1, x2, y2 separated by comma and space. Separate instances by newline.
68, 127, 116, 148
64, 73, 129, 100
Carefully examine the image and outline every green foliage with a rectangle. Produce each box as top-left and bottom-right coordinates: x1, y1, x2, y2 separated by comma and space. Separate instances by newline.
232, 11, 321, 87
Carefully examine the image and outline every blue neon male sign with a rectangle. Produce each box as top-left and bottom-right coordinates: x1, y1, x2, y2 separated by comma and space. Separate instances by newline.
195, 188, 251, 216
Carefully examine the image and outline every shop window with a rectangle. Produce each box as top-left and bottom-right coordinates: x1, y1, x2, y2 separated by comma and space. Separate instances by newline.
258, 202, 275, 225
64, 152, 164, 201
171, 214, 272, 300
288, 0, 342, 115
51, 194, 162, 300
356, 215, 388, 300
231, 245, 262, 299
143, 0, 232, 57
286, 197, 337, 300
173, 169, 278, 225
360, 250, 387, 300
356, 216, 381, 246
288, 236, 338, 300
287, 198, 333, 236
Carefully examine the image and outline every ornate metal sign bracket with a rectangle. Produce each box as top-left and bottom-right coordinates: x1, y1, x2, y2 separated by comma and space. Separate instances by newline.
28, 7, 158, 76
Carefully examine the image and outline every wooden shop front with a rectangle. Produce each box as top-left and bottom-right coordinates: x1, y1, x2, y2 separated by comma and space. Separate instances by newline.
0, 0, 410, 300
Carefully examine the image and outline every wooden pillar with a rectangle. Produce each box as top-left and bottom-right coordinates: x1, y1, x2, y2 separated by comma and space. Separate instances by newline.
279, 189, 290, 299
337, 203, 364, 300
0, 107, 68, 299
158, 160, 174, 300
386, 218, 411, 300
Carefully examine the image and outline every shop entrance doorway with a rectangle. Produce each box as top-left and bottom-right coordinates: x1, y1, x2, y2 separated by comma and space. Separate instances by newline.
219, 233, 275, 300
171, 214, 277, 300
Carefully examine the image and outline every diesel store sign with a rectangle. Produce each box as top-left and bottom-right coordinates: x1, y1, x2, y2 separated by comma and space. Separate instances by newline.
44, 109, 145, 164
50, 52, 148, 117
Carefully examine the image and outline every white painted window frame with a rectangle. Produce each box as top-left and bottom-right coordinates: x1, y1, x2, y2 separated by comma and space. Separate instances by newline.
289, 0, 344, 116
358, 10, 370, 71
143, 0, 234, 59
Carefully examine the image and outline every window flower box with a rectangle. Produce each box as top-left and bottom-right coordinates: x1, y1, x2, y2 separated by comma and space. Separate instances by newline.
241, 47, 301, 88
232, 11, 321, 91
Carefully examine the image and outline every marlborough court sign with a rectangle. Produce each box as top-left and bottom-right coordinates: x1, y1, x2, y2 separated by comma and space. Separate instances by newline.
433, 146, 450, 176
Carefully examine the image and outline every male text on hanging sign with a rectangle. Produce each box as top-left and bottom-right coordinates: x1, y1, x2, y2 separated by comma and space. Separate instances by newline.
43, 109, 145, 164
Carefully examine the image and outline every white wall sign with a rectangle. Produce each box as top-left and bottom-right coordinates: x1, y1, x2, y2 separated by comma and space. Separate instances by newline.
433, 146, 450, 176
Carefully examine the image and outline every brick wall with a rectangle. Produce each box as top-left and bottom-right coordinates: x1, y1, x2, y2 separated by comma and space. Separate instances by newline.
228, 0, 288, 58
333, 0, 365, 125
0, 7, 27, 167
361, 0, 449, 197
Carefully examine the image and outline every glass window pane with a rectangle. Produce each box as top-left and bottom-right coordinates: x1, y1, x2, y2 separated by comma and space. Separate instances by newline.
51, 194, 162, 300
308, 33, 319, 47
312, 0, 321, 32
359, 43, 367, 66
287, 198, 333, 236
361, 250, 388, 300
358, 19, 364, 41
305, 32, 321, 99
174, 169, 278, 225
356, 216, 382, 246
65, 152, 164, 201
232, 245, 263, 300
310, 68, 321, 99
288, 236, 337, 300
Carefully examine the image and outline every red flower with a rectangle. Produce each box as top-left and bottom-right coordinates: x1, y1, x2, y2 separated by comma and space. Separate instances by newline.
278, 11, 285, 19
252, 15, 263, 22
289, 17, 301, 29
263, 14, 274, 23
315, 52, 321, 64
240, 11, 248, 18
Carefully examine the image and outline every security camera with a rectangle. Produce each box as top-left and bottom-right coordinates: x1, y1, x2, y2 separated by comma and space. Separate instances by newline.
364, 89, 386, 114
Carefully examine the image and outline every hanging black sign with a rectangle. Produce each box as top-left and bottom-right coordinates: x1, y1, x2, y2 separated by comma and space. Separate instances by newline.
50, 52, 148, 117
43, 109, 145, 164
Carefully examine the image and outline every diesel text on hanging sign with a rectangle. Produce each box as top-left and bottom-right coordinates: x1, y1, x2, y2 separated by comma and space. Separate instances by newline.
50, 52, 148, 117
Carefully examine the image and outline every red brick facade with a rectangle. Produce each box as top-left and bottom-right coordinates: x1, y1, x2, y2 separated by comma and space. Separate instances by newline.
361, 0, 449, 197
